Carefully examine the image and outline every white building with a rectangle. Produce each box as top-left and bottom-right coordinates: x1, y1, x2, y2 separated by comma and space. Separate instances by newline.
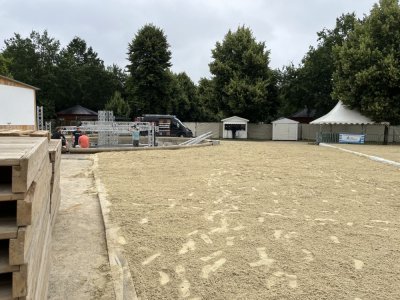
0, 75, 39, 130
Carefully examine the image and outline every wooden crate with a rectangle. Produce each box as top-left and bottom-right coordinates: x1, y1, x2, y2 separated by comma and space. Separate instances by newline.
0, 137, 49, 193
0, 136, 59, 299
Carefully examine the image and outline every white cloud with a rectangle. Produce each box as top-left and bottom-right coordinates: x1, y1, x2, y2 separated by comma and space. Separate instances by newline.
0, 0, 377, 82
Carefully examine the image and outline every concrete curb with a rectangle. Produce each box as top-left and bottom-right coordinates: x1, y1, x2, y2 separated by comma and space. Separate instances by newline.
320, 143, 400, 168
92, 155, 138, 300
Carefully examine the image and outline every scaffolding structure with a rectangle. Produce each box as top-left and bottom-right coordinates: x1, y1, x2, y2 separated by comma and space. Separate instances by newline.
36, 106, 44, 130
61, 111, 157, 147
97, 111, 118, 146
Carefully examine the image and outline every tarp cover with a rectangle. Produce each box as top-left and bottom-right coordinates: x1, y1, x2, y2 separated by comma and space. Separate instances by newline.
310, 101, 374, 125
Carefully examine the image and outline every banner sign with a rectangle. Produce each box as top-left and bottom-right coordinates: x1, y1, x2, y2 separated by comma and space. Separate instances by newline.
339, 133, 365, 144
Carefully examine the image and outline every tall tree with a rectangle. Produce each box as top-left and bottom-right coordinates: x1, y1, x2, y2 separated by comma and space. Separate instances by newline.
197, 78, 219, 121
2, 31, 60, 118
208, 26, 278, 122
333, 0, 400, 124
127, 24, 172, 116
169, 72, 204, 121
104, 91, 131, 119
278, 13, 358, 118
56, 37, 118, 112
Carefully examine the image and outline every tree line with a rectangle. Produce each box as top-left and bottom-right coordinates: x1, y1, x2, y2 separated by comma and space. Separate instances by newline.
1, 0, 399, 124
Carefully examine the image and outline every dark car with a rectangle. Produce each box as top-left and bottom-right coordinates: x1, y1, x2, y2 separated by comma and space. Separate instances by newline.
138, 115, 193, 137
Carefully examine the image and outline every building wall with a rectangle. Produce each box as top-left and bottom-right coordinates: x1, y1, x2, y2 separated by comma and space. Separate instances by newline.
184, 122, 400, 143
248, 124, 272, 140
183, 122, 221, 139
0, 84, 36, 127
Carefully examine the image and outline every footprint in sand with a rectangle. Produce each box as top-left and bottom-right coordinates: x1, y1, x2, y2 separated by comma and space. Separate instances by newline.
200, 251, 223, 262
249, 248, 275, 268
347, 222, 354, 226
159, 271, 170, 286
302, 249, 314, 262
284, 232, 297, 239
200, 234, 213, 244
233, 225, 245, 231
330, 236, 340, 244
201, 258, 227, 279
118, 236, 127, 245
273, 230, 283, 240
187, 230, 198, 236
139, 217, 148, 224
175, 265, 191, 298
209, 218, 229, 234
266, 271, 298, 289
179, 239, 196, 254
258, 217, 265, 223
354, 259, 364, 270
142, 253, 161, 266
226, 236, 235, 246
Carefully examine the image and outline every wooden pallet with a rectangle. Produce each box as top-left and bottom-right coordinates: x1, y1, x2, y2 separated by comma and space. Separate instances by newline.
0, 137, 49, 193
0, 136, 61, 299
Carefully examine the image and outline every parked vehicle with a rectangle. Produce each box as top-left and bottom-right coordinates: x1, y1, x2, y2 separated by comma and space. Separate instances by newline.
136, 114, 193, 137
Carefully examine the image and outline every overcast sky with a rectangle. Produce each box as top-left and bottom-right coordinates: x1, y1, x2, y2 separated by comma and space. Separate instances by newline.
0, 0, 378, 83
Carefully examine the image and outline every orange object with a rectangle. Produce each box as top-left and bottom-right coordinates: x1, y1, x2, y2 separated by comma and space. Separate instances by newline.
78, 134, 90, 148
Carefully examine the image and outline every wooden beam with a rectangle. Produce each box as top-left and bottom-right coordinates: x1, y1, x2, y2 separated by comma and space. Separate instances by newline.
0, 219, 17, 240
11, 138, 48, 193
12, 264, 27, 298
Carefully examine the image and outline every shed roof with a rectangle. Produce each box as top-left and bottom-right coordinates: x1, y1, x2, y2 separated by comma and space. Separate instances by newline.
221, 116, 249, 123
310, 101, 374, 125
0, 75, 40, 90
57, 105, 98, 116
272, 117, 299, 124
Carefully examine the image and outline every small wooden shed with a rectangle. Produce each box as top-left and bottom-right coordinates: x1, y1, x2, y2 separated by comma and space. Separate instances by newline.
272, 118, 300, 141
0, 75, 39, 130
221, 116, 249, 139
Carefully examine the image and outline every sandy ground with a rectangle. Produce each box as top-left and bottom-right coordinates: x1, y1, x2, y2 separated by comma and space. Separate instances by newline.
96, 141, 400, 300
333, 144, 400, 163
48, 155, 115, 299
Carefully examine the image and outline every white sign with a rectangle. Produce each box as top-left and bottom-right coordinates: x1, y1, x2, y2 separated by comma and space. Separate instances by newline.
339, 133, 365, 144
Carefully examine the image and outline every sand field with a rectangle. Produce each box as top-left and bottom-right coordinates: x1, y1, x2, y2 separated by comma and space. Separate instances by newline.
96, 141, 400, 299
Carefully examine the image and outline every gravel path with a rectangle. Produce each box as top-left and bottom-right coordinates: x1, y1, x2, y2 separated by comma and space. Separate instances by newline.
48, 155, 115, 300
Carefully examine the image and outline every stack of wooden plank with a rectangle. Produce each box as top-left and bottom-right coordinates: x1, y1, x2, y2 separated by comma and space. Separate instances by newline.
0, 135, 61, 299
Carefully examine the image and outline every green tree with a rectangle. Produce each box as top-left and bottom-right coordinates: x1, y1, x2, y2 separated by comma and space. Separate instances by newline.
2, 31, 60, 118
127, 24, 172, 116
278, 13, 358, 118
208, 26, 278, 122
56, 37, 119, 112
333, 0, 400, 124
105, 91, 131, 119
169, 72, 204, 121
197, 78, 219, 121
0, 54, 11, 76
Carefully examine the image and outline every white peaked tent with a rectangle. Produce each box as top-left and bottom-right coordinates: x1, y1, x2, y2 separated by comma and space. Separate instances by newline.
310, 101, 374, 124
